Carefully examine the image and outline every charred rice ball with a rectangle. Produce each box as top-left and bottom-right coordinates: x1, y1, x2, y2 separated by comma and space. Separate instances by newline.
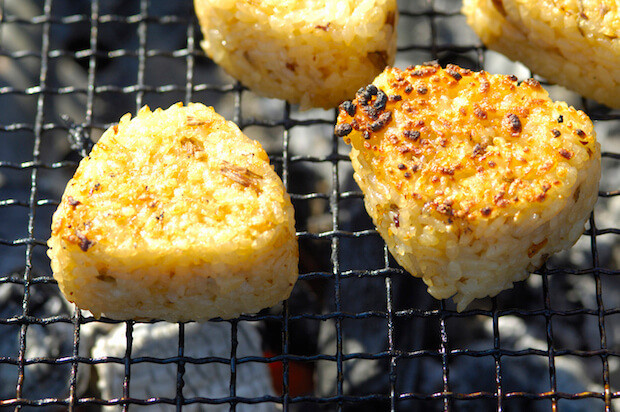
48, 102, 298, 322
462, 0, 620, 108
337, 64, 601, 310
194, 0, 398, 110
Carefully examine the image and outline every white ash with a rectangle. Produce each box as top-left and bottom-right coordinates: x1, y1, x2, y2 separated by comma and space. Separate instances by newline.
90, 321, 275, 412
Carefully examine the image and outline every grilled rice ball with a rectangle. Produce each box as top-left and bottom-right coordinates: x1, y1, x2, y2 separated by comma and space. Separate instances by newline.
48, 102, 298, 322
194, 0, 398, 110
462, 0, 620, 108
337, 64, 601, 310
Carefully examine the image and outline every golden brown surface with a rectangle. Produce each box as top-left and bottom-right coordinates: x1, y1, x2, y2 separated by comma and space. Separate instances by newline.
337, 64, 601, 309
339, 64, 598, 222
48, 102, 298, 321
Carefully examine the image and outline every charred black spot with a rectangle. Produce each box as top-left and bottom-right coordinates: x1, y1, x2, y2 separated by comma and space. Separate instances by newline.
356, 87, 370, 105
370, 111, 392, 132
366, 84, 378, 96
340, 100, 356, 116
373, 90, 388, 111
505, 113, 522, 135
334, 123, 353, 137
404, 130, 421, 141
446, 68, 462, 81
362, 105, 379, 120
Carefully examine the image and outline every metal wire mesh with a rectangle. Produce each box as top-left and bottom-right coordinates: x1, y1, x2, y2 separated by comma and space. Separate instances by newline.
0, 0, 618, 411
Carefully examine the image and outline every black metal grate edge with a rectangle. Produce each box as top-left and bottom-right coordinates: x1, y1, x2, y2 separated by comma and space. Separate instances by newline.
0, 0, 618, 411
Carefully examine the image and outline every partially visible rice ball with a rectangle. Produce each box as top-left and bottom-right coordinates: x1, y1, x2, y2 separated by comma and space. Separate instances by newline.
462, 0, 620, 108
194, 0, 398, 110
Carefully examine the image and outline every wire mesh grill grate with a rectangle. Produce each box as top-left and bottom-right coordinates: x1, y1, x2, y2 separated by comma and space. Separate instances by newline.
0, 0, 618, 411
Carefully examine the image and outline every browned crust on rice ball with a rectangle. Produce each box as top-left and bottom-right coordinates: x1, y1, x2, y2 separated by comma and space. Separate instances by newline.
194, 0, 398, 109
48, 102, 299, 321
337, 64, 601, 310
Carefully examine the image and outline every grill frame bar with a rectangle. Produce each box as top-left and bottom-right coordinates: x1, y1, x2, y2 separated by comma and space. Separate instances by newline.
0, 0, 617, 411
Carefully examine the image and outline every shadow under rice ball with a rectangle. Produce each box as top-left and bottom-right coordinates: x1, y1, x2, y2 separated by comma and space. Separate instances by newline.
337, 63, 601, 310
48, 102, 299, 321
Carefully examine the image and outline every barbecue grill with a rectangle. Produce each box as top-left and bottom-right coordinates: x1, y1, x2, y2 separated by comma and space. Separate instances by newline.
0, 0, 618, 411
